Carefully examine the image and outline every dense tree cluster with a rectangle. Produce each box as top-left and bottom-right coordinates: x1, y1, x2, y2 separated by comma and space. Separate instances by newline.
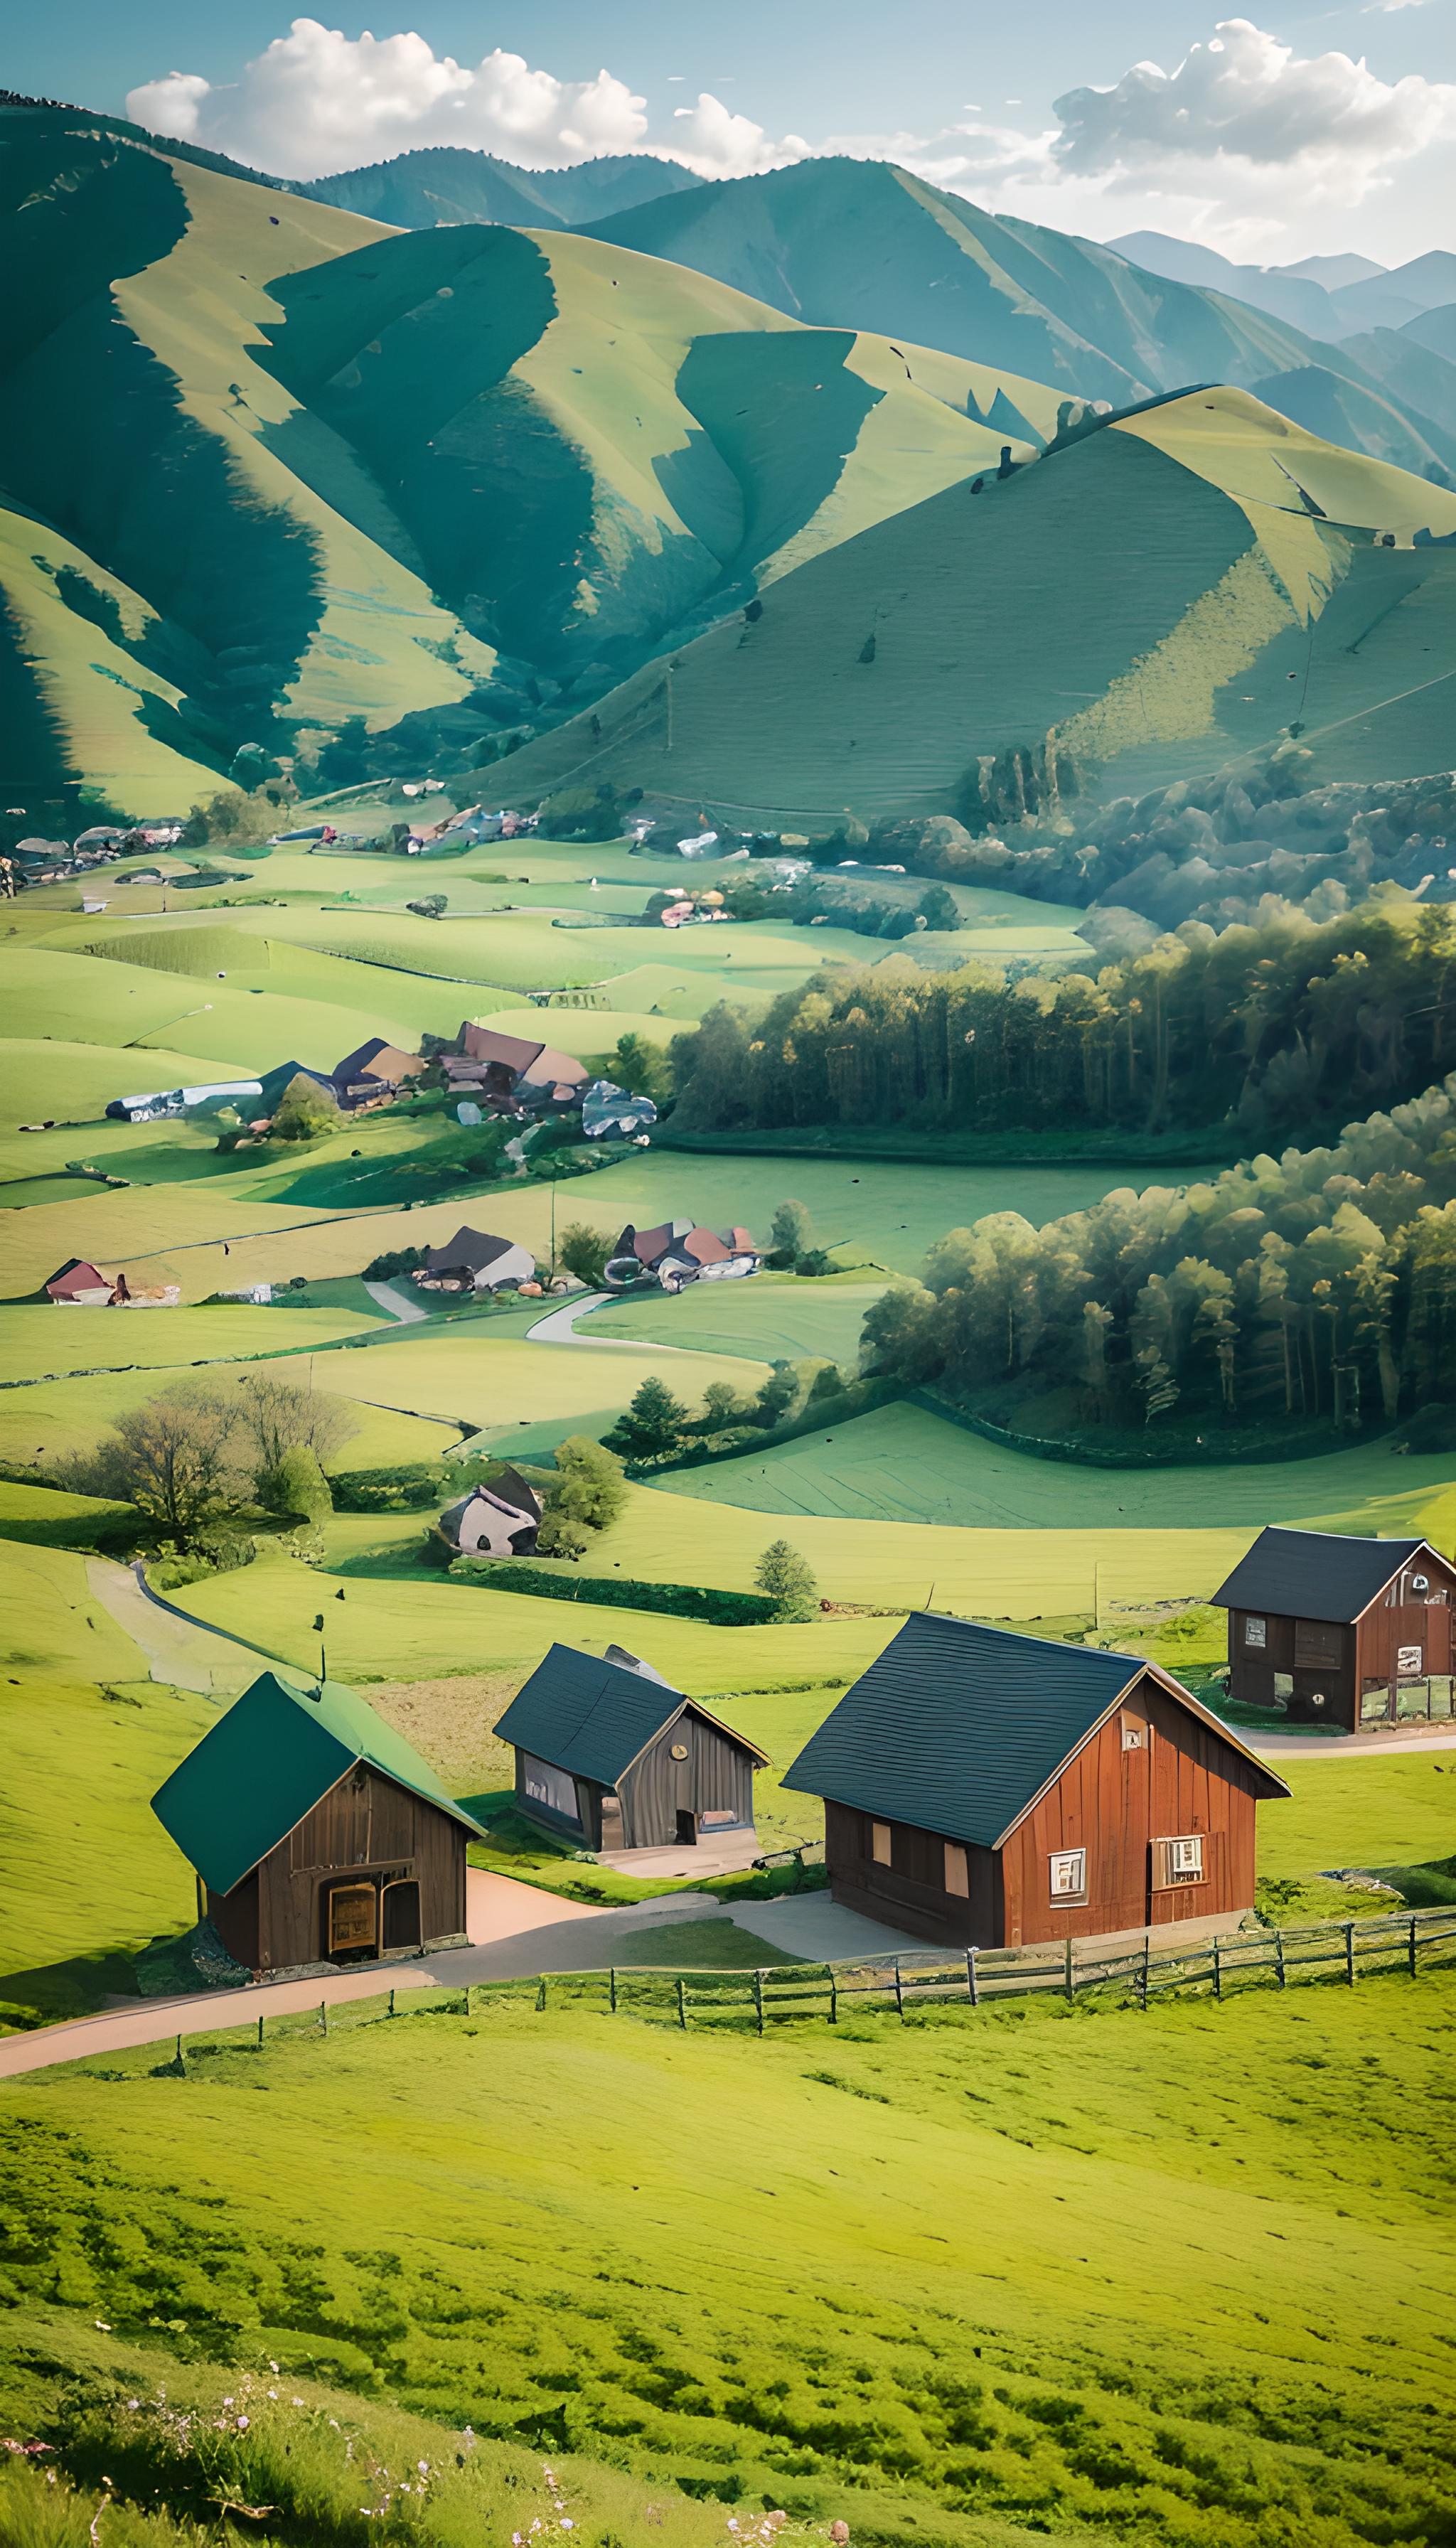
668, 904, 1456, 1142
861, 1078, 1456, 1438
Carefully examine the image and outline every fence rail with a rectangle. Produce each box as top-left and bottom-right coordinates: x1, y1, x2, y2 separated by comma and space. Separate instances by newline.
157, 1907, 1456, 2069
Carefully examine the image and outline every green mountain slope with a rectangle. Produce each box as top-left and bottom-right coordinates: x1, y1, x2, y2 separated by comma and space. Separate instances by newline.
501, 385, 1456, 824
304, 146, 701, 232
0, 108, 1066, 821
582, 161, 1456, 481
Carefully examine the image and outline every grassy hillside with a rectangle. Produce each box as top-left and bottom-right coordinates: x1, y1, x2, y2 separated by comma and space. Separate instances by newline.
2, 1976, 1452, 2547
503, 388, 1456, 820
303, 144, 702, 232
584, 158, 1456, 478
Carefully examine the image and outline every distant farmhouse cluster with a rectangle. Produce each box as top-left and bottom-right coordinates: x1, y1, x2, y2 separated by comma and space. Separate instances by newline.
603, 1219, 759, 1292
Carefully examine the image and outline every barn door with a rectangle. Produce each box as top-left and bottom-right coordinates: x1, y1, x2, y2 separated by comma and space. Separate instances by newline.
670, 1723, 696, 1845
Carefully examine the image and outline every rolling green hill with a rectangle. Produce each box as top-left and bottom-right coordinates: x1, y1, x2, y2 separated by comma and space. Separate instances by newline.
501, 383, 1456, 822
0, 107, 1064, 825
582, 159, 1456, 481
303, 144, 702, 232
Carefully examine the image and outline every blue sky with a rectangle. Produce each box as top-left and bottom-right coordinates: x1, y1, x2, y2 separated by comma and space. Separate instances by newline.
11, 2, 1455, 263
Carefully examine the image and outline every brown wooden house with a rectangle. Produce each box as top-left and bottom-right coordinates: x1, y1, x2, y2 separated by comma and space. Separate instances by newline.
1213, 1526, 1456, 1733
783, 1612, 1288, 1950
495, 1642, 767, 1853
151, 1669, 486, 1976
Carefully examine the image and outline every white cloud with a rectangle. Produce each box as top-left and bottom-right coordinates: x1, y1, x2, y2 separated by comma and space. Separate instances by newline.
670, 92, 808, 178
126, 17, 651, 176
1051, 18, 1456, 198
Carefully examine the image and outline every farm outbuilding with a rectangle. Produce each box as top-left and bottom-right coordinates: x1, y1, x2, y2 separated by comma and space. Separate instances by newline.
439, 1465, 541, 1556
784, 1612, 1288, 1950
416, 1226, 536, 1292
330, 1039, 422, 1109
1213, 1526, 1456, 1733
151, 1669, 484, 1976
44, 1258, 116, 1304
495, 1642, 767, 1854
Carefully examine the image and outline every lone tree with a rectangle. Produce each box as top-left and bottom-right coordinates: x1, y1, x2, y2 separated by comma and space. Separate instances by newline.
916, 884, 960, 933
609, 1374, 690, 1462
70, 1386, 248, 1547
558, 1222, 614, 1289
756, 1538, 818, 1621
769, 1198, 813, 1262
609, 1032, 670, 1105
235, 1374, 353, 1500
264, 1443, 333, 1524
546, 1434, 626, 1533
270, 1073, 341, 1142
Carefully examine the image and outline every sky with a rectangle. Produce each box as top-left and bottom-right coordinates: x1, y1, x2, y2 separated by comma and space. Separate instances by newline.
11, 1, 1456, 266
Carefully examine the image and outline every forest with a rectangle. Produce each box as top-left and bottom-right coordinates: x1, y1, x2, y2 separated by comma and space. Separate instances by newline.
668, 902, 1456, 1145
858, 1078, 1456, 1445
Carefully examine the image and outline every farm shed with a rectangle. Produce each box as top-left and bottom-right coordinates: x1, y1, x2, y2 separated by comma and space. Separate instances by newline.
452, 1024, 589, 1103
416, 1226, 536, 1292
151, 1668, 485, 1976
440, 1465, 541, 1556
330, 1038, 422, 1109
495, 1642, 767, 1853
44, 1258, 116, 1305
783, 1612, 1288, 1950
1213, 1526, 1456, 1733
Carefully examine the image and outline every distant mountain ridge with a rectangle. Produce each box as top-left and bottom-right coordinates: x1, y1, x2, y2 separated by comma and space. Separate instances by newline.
579, 161, 1456, 483
303, 146, 702, 234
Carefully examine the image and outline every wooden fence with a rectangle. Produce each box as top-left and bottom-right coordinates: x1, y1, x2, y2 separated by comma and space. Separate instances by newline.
160, 1906, 1456, 2070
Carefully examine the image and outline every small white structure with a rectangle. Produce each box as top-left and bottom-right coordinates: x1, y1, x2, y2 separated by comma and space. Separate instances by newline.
439, 1469, 541, 1557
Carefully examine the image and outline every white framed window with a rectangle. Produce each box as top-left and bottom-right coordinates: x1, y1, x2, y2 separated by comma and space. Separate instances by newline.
1153, 1834, 1205, 1887
1120, 1713, 1145, 1752
943, 1841, 969, 1897
1049, 1848, 1087, 1901
1397, 1644, 1424, 1676
871, 1819, 892, 1867
1243, 1616, 1267, 1649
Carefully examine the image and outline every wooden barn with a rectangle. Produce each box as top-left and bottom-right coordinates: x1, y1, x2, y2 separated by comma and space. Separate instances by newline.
495, 1642, 767, 1854
1213, 1526, 1456, 1733
783, 1612, 1288, 1950
151, 1669, 485, 1976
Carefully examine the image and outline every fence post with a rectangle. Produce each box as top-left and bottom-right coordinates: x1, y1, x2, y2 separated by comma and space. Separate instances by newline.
894, 1958, 904, 2020
676, 1976, 687, 2031
388, 1986, 396, 2018
256, 2012, 264, 2049
1064, 1937, 1074, 2003
462, 1985, 471, 2016
753, 1971, 765, 2036
1275, 1928, 1286, 1989
828, 1963, 838, 2024
1212, 1937, 1221, 2002
966, 1946, 978, 2008
609, 1966, 618, 2013
1140, 1932, 1151, 2008
1408, 1916, 1418, 1980
175, 2032, 185, 2072
319, 1999, 328, 2036
535, 1974, 547, 2013
1344, 1921, 1356, 1986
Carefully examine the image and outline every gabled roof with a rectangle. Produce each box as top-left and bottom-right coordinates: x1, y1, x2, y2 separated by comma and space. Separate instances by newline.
518, 1045, 588, 1088
332, 1039, 419, 1086
495, 1642, 768, 1787
151, 1667, 487, 1896
783, 1612, 1286, 1849
461, 1024, 544, 1072
1212, 1526, 1438, 1624
46, 1258, 112, 1294
423, 1226, 520, 1274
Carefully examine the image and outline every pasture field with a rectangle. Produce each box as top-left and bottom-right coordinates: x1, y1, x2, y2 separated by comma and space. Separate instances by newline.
1, 1976, 1451, 2548
0, 1366, 445, 1473
656, 1395, 1456, 1540
584, 1275, 887, 1364
0, 1300, 388, 1384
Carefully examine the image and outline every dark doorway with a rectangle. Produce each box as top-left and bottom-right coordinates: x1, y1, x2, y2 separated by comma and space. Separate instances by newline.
675, 1808, 697, 1846
382, 1878, 422, 1950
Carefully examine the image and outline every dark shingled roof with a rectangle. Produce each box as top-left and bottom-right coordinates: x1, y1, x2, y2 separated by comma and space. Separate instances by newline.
495, 1642, 766, 1786
783, 1612, 1285, 1848
152, 1669, 487, 1896
1213, 1526, 1436, 1624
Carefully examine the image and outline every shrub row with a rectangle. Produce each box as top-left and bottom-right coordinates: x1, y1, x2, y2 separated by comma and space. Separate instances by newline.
449, 1559, 778, 1624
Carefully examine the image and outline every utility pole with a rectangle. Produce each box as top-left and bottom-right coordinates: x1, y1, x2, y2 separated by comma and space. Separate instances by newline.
313, 1612, 326, 1686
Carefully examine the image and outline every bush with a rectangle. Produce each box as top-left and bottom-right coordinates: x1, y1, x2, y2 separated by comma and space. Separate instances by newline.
605, 1374, 690, 1462
547, 1433, 626, 1531
535, 1510, 589, 1561
363, 1244, 429, 1280
270, 1074, 342, 1142
558, 1221, 613, 1288
330, 1461, 446, 1511
538, 783, 621, 842
261, 1443, 332, 1524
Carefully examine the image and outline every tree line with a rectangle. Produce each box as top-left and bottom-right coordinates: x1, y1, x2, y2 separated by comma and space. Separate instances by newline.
668, 904, 1456, 1143
860, 1076, 1456, 1440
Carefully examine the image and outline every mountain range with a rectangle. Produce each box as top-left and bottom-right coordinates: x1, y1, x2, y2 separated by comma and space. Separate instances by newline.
2, 97, 1453, 832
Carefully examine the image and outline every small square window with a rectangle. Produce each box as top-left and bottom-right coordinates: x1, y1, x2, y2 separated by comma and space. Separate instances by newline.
1120, 1713, 1145, 1751
1049, 1848, 1086, 1901
1244, 1616, 1267, 1649
871, 1820, 892, 1867
943, 1841, 969, 1897
1168, 1835, 1204, 1878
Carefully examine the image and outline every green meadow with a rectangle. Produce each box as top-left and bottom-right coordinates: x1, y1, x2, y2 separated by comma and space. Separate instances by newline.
1, 1974, 1452, 2547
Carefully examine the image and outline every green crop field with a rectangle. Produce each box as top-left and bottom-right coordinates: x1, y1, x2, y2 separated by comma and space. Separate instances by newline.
1, 1974, 1452, 2548
584, 1276, 887, 1365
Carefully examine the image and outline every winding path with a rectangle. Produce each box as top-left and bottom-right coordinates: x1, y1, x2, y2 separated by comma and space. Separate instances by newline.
363, 1278, 429, 1323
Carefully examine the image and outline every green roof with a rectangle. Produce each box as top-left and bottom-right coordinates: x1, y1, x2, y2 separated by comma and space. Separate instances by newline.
783, 1613, 1286, 1848
151, 1668, 487, 1895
